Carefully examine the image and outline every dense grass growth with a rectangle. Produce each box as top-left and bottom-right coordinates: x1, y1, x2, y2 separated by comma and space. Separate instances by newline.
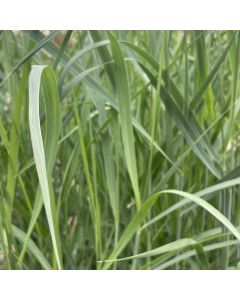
0, 30, 240, 270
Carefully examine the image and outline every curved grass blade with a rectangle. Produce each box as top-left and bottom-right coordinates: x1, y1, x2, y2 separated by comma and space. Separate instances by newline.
161, 190, 240, 241
142, 176, 240, 230
99, 238, 197, 263
102, 186, 240, 269
28, 65, 63, 269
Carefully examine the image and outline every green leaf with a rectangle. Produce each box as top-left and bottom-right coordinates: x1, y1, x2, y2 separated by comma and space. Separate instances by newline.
108, 32, 141, 210
28, 65, 63, 269
99, 238, 197, 263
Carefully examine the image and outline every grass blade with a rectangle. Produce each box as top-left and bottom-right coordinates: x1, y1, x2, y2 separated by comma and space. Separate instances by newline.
108, 32, 141, 210
28, 65, 63, 269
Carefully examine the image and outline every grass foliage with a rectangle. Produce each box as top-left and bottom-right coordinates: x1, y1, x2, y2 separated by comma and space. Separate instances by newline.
0, 30, 240, 269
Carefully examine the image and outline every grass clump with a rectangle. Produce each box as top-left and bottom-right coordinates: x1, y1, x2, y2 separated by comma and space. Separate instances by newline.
0, 30, 240, 270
